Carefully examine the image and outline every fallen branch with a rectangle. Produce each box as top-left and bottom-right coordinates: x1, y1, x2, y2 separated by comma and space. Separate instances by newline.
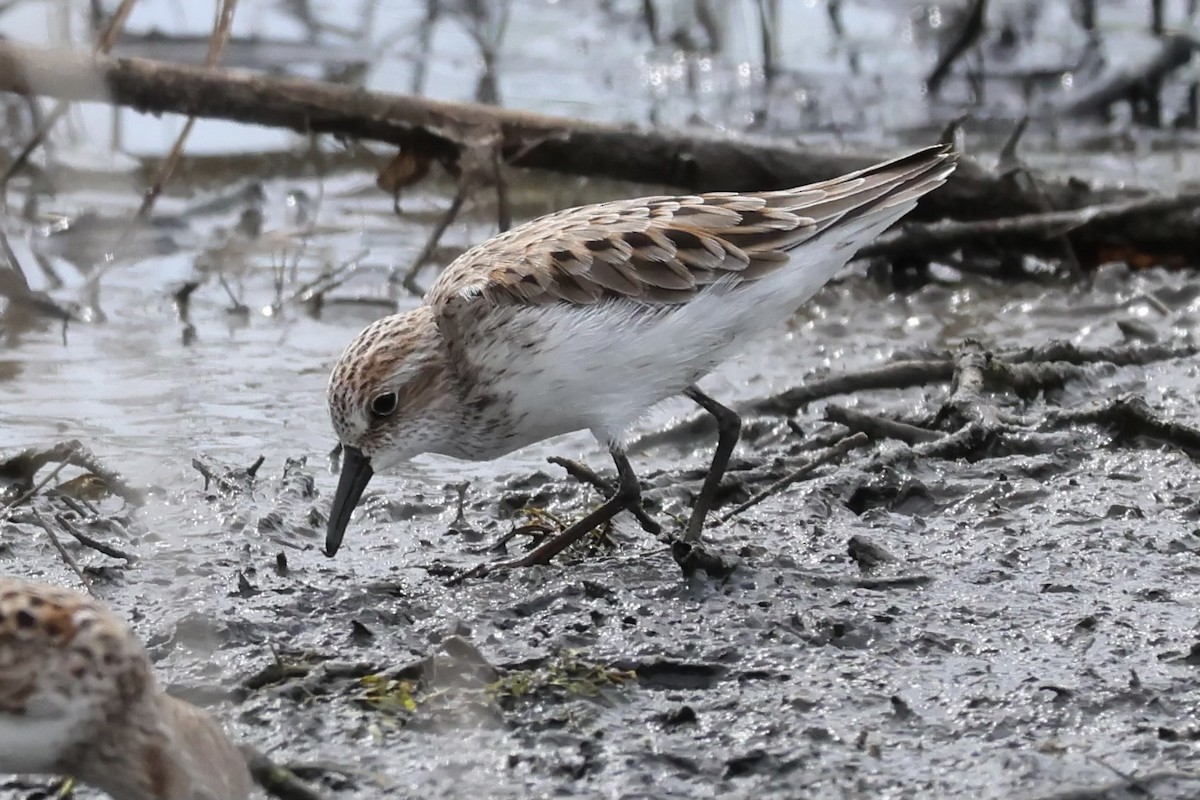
0, 39, 1175, 229
825, 405, 940, 444
752, 360, 955, 417
1044, 395, 1200, 460
861, 188, 1200, 262
1002, 340, 1198, 367
759, 341, 1198, 419
641, 341, 1199, 449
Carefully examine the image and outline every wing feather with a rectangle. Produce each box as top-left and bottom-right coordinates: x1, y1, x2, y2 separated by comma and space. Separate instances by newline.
429, 143, 957, 319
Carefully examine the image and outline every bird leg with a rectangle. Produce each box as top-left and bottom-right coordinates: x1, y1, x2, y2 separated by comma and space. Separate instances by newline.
682, 386, 742, 542
506, 446, 645, 567
547, 455, 661, 534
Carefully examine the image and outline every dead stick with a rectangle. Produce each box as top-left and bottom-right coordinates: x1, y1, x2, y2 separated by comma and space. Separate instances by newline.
1003, 340, 1198, 367
752, 360, 955, 417
400, 177, 470, 294
862, 189, 1200, 260
128, 0, 240, 225
825, 404, 941, 444
0, 40, 1154, 223
54, 512, 137, 562
547, 456, 660, 535
26, 509, 93, 595
925, 0, 988, 95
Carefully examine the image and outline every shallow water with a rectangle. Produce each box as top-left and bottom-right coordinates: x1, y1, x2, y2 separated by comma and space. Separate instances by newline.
3, 1, 1200, 798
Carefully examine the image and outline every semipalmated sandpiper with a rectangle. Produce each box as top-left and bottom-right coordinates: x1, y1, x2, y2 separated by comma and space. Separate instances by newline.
326, 145, 957, 566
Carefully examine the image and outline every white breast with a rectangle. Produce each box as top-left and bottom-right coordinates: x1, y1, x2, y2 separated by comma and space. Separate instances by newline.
0, 708, 87, 772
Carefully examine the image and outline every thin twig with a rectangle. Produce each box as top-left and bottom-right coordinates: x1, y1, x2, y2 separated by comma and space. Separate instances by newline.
400, 176, 470, 294
716, 433, 869, 524
825, 404, 941, 444
491, 141, 512, 232
925, 0, 988, 95
103, 0, 241, 268
25, 509, 93, 595
54, 512, 137, 562
288, 248, 368, 305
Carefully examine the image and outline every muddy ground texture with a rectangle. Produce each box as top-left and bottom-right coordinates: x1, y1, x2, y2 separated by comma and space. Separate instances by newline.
4, 0, 1200, 798
4, 257, 1200, 800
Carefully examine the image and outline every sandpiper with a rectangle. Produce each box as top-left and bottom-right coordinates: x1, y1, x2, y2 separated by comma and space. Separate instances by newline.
326, 144, 957, 566
0, 577, 252, 800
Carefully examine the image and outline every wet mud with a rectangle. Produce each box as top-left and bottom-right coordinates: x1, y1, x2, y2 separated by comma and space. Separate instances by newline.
3, 1, 1200, 798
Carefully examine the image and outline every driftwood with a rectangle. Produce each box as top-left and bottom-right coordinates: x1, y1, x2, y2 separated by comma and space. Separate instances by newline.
861, 189, 1200, 264
0, 40, 1188, 236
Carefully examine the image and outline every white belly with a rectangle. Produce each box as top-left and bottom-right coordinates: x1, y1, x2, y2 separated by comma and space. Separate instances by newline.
0, 711, 81, 772
478, 288, 766, 448
462, 199, 913, 450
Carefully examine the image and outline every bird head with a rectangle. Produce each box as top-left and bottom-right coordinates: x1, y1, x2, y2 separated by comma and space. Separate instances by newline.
324, 306, 455, 556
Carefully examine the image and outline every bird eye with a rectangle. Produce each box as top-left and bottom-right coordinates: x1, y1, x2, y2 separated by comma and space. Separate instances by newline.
370, 392, 399, 417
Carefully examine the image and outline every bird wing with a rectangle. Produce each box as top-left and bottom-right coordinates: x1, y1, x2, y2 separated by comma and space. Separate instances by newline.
427, 143, 956, 316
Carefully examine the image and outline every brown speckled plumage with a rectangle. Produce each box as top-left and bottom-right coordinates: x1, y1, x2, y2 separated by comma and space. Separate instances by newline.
0, 578, 252, 800
324, 145, 958, 556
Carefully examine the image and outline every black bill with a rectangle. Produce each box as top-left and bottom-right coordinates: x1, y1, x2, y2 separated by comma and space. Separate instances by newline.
325, 445, 374, 556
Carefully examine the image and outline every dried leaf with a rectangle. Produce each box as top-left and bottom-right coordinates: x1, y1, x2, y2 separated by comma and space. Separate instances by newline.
376, 149, 433, 193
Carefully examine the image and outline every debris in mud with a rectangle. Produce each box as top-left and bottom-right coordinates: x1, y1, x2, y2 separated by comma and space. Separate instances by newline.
670, 539, 737, 580
0, 441, 144, 584
7, 3, 1200, 799
846, 535, 897, 571
192, 453, 265, 496
244, 632, 640, 744
0, 439, 144, 507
